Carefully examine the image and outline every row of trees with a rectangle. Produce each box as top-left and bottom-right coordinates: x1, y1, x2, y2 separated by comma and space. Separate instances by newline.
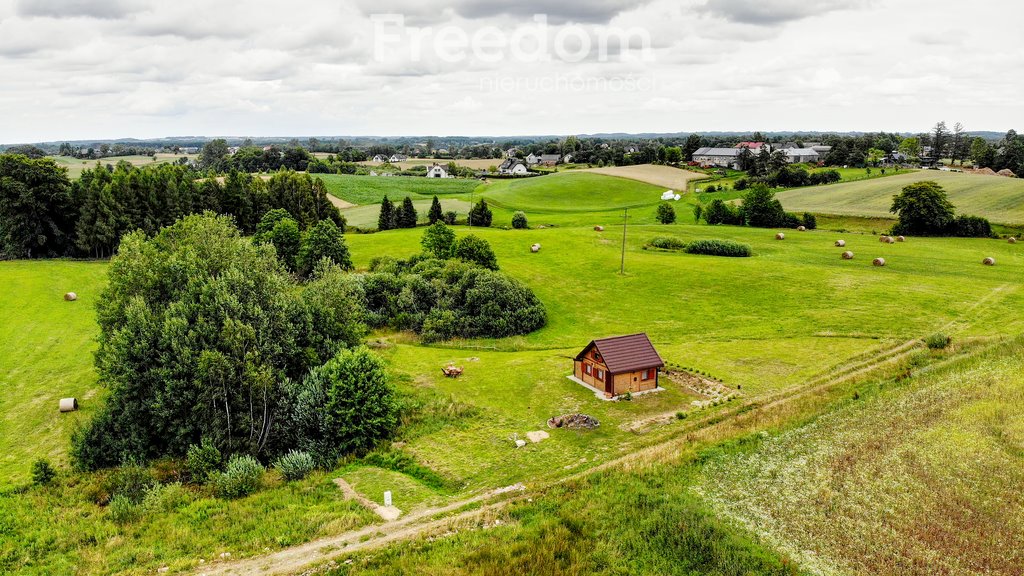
376, 195, 493, 231
0, 153, 342, 259
695, 185, 816, 230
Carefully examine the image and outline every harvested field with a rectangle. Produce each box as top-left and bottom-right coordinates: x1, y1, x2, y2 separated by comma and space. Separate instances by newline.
579, 164, 705, 191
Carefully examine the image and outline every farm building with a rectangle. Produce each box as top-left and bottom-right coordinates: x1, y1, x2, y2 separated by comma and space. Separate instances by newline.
735, 141, 769, 151
782, 148, 820, 163
692, 147, 742, 169
498, 158, 529, 175
426, 163, 449, 178
527, 153, 561, 166
573, 333, 664, 398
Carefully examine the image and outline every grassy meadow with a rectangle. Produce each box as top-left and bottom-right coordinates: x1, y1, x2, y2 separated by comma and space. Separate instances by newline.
777, 170, 1024, 225
2, 169, 1024, 575
47, 154, 197, 179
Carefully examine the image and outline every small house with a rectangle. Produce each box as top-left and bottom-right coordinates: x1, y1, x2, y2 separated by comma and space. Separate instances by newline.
538, 154, 561, 166
426, 163, 448, 178
389, 154, 409, 163
573, 333, 664, 398
498, 158, 529, 175
371, 154, 387, 163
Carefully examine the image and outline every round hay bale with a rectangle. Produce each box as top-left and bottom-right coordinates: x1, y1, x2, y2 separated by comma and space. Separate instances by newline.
59, 398, 79, 412
835, 240, 846, 247
886, 236, 896, 244
897, 236, 906, 243
1009, 237, 1017, 244
775, 233, 785, 240
879, 235, 889, 243
842, 251, 854, 260
873, 257, 886, 267
64, 292, 78, 302
797, 225, 806, 232
594, 225, 604, 232
530, 243, 541, 253
983, 257, 996, 266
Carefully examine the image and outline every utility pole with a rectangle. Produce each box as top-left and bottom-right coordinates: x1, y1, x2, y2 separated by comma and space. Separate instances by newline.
619, 208, 628, 275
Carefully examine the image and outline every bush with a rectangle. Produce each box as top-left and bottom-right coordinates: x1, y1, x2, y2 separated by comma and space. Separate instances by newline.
443, 211, 457, 225
511, 211, 528, 229
925, 333, 951, 350
186, 438, 222, 484
212, 455, 264, 499
454, 235, 499, 270
802, 212, 817, 230
108, 495, 142, 525
421, 222, 456, 259
684, 239, 752, 258
645, 237, 687, 251
275, 450, 316, 481
656, 203, 677, 224
734, 178, 749, 191
468, 199, 492, 227
675, 411, 688, 420
107, 462, 156, 504
142, 482, 190, 512
31, 459, 56, 486
949, 215, 992, 238
704, 199, 743, 226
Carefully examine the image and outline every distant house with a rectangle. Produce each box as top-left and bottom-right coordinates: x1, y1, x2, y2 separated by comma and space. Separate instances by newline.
692, 147, 742, 169
735, 142, 770, 152
426, 163, 449, 178
782, 148, 820, 164
810, 145, 832, 159
526, 153, 541, 165
572, 333, 665, 398
562, 153, 574, 164
505, 148, 519, 158
537, 154, 561, 166
371, 154, 387, 163
498, 158, 529, 175
389, 154, 409, 163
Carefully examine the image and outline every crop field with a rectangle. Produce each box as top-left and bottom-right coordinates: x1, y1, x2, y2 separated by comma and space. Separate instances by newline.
777, 171, 1024, 225
578, 164, 705, 191
3, 170, 1024, 575
46, 154, 196, 179
696, 339, 1024, 576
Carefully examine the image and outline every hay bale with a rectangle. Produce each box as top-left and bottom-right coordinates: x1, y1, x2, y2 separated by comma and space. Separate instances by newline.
885, 236, 896, 244
879, 235, 888, 243
842, 251, 854, 260
64, 292, 78, 302
983, 257, 996, 266
797, 226, 806, 232
897, 236, 905, 242
835, 240, 846, 247
775, 233, 785, 240
997, 168, 1017, 178
1009, 237, 1017, 244
873, 257, 886, 267
59, 398, 79, 412
530, 243, 541, 253
594, 225, 604, 232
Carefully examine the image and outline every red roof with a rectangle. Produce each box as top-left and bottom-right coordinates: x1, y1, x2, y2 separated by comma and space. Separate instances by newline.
576, 333, 664, 374
735, 142, 767, 149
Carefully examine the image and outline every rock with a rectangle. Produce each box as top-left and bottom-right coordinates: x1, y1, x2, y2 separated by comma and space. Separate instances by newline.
526, 430, 549, 443
547, 413, 600, 430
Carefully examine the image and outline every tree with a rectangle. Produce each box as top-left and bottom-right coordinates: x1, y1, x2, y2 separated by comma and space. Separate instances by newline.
0, 154, 77, 258
742, 185, 787, 228
468, 199, 492, 227
199, 139, 229, 171
377, 196, 396, 231
511, 211, 528, 229
71, 214, 367, 470
454, 235, 499, 270
428, 196, 444, 224
298, 219, 352, 276
951, 122, 967, 165
656, 203, 676, 224
931, 121, 949, 160
866, 148, 887, 166
397, 196, 418, 228
890, 181, 956, 236
421, 222, 456, 258
899, 137, 922, 159
683, 134, 703, 160
318, 347, 398, 458
269, 217, 301, 271
692, 204, 704, 224
970, 137, 993, 167
254, 208, 291, 244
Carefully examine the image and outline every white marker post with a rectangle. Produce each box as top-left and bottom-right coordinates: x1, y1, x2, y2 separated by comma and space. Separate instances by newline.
384, 491, 393, 507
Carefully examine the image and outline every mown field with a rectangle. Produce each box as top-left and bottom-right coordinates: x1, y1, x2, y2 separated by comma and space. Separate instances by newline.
47, 154, 197, 179
319, 174, 478, 205
3, 170, 1024, 575
777, 170, 1024, 225
358, 158, 499, 171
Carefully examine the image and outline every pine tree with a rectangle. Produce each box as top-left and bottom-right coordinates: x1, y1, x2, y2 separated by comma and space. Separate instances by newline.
468, 199, 492, 227
398, 196, 418, 228
377, 196, 396, 231
428, 195, 443, 224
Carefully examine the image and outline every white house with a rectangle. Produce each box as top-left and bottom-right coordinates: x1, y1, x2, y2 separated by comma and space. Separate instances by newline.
371, 154, 387, 163
782, 148, 820, 164
498, 158, 529, 175
692, 147, 742, 169
426, 163, 449, 178
389, 154, 408, 163
526, 153, 540, 165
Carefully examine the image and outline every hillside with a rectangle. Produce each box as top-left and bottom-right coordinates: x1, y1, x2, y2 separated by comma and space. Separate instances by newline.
777, 171, 1024, 225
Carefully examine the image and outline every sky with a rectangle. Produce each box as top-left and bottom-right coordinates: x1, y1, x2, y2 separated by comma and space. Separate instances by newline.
0, 0, 1021, 142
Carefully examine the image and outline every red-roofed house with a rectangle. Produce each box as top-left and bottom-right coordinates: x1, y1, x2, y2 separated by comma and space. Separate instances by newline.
573, 333, 665, 398
735, 142, 769, 151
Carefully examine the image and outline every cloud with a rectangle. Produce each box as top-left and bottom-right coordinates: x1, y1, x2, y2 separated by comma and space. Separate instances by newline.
698, 0, 870, 25
354, 0, 647, 24
15, 0, 145, 20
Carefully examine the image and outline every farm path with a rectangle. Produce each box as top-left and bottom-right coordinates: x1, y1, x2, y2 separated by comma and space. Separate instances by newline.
190, 484, 526, 576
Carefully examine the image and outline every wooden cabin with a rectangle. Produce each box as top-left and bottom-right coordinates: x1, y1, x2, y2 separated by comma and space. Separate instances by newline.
573, 333, 664, 398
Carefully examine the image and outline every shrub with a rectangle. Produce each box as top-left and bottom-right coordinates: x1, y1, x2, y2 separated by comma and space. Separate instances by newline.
107, 462, 156, 505
645, 237, 687, 251
142, 482, 190, 512
734, 178, 749, 191
212, 455, 264, 499
108, 495, 142, 525
684, 239, 752, 258
676, 411, 688, 420
656, 203, 677, 224
421, 222, 456, 259
468, 199, 492, 227
186, 438, 222, 484
31, 459, 56, 486
443, 211, 457, 225
421, 309, 462, 343
802, 212, 817, 230
275, 450, 316, 481
925, 333, 951, 350
704, 199, 743, 226
949, 215, 992, 238
454, 235, 499, 270
511, 211, 528, 229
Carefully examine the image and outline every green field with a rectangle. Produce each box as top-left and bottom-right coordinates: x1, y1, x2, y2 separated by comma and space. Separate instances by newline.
3, 170, 1024, 574
46, 154, 196, 179
319, 174, 478, 205
777, 171, 1024, 225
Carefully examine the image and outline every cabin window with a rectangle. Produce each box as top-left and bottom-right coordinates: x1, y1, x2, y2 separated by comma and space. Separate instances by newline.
641, 369, 655, 381
597, 369, 605, 381
584, 364, 592, 376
